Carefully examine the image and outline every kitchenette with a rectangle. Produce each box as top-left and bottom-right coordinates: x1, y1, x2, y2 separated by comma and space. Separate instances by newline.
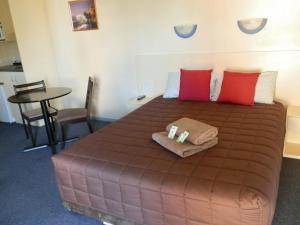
0, 0, 26, 123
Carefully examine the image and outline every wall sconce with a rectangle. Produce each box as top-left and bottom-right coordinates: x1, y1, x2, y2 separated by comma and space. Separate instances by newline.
237, 18, 268, 34
174, 24, 197, 39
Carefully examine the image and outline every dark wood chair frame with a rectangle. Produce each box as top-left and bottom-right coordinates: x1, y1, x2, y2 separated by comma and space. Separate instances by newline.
58, 77, 94, 149
13, 80, 57, 146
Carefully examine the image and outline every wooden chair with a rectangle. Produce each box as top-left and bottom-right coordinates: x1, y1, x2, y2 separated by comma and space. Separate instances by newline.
14, 80, 58, 146
56, 77, 94, 149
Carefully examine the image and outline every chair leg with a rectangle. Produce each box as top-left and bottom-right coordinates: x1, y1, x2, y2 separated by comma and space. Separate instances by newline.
50, 116, 56, 132
87, 121, 93, 133
60, 124, 66, 150
49, 116, 56, 142
22, 117, 29, 139
27, 121, 36, 146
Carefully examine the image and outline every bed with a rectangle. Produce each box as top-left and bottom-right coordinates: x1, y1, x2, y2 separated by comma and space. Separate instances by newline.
52, 97, 286, 225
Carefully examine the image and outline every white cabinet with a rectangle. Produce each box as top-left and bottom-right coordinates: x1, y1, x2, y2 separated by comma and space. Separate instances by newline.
0, 83, 14, 122
0, 71, 26, 123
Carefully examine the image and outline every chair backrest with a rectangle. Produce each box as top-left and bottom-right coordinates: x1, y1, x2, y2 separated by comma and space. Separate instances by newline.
85, 77, 94, 112
14, 80, 46, 95
13, 80, 46, 116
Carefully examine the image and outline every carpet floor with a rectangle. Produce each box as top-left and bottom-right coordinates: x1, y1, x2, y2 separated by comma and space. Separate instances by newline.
0, 121, 300, 225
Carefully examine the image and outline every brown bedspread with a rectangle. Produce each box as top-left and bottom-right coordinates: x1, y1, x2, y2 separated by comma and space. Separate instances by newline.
52, 97, 286, 225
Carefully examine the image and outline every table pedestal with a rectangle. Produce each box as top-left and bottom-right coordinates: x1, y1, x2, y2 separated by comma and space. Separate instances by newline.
40, 101, 56, 154
23, 100, 79, 154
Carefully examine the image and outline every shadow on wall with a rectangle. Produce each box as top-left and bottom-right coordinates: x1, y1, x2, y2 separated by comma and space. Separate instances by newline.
91, 75, 101, 118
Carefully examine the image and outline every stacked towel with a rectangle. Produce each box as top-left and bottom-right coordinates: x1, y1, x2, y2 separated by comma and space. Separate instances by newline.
152, 118, 218, 158
166, 118, 218, 145
152, 132, 218, 158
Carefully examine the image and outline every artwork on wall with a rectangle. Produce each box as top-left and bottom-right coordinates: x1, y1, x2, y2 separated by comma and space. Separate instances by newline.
174, 24, 197, 39
237, 18, 268, 34
69, 0, 99, 31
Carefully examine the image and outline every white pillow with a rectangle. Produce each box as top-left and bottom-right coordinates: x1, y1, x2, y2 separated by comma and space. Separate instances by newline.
163, 72, 180, 98
210, 71, 278, 104
254, 71, 278, 104
210, 73, 223, 101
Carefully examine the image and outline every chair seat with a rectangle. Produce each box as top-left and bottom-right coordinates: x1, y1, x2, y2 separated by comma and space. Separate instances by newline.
23, 107, 57, 121
56, 108, 88, 124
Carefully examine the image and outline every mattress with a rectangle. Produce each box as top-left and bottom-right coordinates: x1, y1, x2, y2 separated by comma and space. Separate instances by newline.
52, 97, 286, 225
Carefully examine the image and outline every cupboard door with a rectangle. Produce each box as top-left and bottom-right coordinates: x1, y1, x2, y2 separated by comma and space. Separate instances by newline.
0, 72, 26, 123
0, 84, 14, 122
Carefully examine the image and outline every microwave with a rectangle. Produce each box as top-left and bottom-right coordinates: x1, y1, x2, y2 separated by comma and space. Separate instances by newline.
0, 23, 5, 41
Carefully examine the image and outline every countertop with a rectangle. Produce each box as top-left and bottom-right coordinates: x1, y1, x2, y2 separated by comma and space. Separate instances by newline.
0, 65, 23, 72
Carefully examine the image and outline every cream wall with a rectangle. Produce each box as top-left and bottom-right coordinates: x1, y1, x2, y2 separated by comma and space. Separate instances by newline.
0, 0, 20, 66
8, 0, 58, 86
7, 0, 300, 120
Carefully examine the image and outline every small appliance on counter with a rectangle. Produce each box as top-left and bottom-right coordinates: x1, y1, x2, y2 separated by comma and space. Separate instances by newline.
13, 61, 22, 66
0, 23, 5, 41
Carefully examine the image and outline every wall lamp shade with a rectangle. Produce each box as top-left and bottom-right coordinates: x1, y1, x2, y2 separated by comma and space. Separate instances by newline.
237, 18, 268, 34
174, 24, 197, 38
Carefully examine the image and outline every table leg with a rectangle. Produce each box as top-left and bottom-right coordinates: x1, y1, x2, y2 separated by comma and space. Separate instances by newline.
40, 101, 56, 155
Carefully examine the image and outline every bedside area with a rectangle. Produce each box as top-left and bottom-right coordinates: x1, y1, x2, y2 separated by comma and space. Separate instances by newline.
284, 106, 300, 159
127, 96, 155, 113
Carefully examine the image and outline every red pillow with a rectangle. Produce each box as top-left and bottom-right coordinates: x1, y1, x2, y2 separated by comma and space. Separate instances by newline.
179, 69, 212, 101
218, 71, 260, 106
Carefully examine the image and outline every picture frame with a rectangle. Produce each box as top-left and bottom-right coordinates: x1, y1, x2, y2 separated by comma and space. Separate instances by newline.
68, 0, 99, 31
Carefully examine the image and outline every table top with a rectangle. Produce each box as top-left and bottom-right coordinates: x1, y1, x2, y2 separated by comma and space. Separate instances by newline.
8, 87, 72, 104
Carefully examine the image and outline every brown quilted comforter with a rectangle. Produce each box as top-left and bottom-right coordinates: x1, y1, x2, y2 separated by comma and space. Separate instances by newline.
52, 97, 286, 225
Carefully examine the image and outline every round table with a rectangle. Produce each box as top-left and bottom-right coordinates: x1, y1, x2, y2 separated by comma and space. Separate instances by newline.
8, 87, 72, 154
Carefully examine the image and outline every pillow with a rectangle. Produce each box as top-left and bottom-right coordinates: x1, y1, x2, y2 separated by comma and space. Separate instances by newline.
163, 72, 180, 98
211, 71, 278, 104
217, 71, 260, 106
210, 73, 223, 101
254, 71, 278, 104
179, 69, 213, 101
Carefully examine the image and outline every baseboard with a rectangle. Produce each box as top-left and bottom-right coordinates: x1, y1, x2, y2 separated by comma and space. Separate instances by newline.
12, 116, 116, 127
92, 116, 117, 123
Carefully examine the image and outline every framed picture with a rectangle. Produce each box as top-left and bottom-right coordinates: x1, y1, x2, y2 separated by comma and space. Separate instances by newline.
69, 0, 99, 31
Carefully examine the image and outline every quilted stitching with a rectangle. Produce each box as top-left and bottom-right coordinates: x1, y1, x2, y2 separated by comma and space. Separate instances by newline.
52, 97, 286, 225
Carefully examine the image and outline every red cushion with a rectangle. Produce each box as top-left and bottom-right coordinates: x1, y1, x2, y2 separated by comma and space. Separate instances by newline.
217, 71, 260, 106
179, 69, 212, 101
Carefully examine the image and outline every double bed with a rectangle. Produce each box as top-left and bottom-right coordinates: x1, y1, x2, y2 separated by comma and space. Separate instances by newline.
52, 97, 286, 225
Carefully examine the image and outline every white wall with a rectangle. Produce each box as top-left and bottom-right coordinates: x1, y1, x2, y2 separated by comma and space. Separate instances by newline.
212, 0, 300, 106
43, 0, 214, 119
133, 0, 214, 97
213, 0, 300, 52
44, 0, 139, 119
8, 0, 300, 120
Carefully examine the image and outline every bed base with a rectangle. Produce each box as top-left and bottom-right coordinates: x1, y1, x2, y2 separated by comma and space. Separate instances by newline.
63, 201, 140, 225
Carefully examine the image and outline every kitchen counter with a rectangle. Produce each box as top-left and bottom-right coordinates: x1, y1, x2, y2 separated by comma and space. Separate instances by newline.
0, 65, 23, 72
